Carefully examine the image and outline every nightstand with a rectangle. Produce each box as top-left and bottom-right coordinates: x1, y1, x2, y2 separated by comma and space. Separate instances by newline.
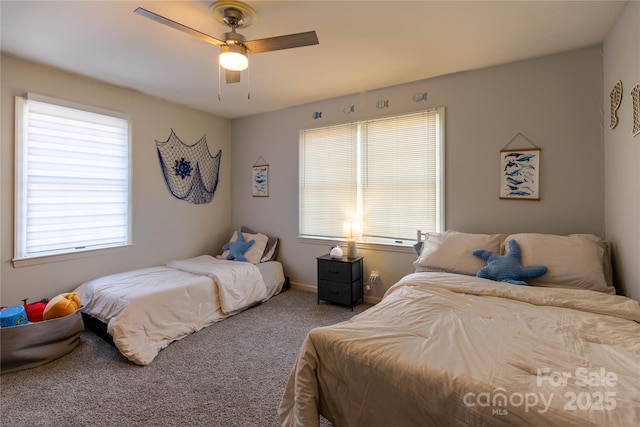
317, 254, 364, 310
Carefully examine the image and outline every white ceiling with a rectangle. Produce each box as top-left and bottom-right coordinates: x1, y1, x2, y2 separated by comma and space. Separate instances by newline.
1, 0, 629, 119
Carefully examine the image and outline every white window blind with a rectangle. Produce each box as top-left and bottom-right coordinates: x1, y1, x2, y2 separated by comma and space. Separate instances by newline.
299, 108, 444, 245
300, 122, 359, 238
14, 94, 131, 262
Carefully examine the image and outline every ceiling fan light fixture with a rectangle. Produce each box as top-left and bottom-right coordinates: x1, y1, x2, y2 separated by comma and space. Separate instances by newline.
135, 2, 318, 86
219, 44, 248, 71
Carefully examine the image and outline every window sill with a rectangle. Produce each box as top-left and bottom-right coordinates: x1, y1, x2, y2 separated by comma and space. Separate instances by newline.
297, 236, 416, 255
12, 244, 134, 268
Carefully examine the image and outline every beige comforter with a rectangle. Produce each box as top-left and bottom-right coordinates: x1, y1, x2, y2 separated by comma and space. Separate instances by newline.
279, 272, 640, 427
75, 256, 266, 365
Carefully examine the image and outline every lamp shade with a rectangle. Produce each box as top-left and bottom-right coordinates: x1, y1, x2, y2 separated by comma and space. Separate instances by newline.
343, 220, 361, 259
219, 44, 248, 71
343, 220, 361, 238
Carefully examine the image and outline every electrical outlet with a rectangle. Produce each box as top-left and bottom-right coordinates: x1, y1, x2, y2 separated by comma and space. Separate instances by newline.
367, 270, 381, 293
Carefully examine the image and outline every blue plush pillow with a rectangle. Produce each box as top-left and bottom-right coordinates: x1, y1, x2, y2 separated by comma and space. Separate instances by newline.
222, 231, 255, 262
472, 239, 547, 286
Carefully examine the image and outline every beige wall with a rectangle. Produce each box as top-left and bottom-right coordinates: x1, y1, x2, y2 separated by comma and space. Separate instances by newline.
1, 56, 232, 306
231, 47, 606, 298
604, 1, 640, 300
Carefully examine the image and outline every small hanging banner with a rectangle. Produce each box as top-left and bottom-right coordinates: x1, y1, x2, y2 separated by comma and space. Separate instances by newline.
499, 133, 540, 200
252, 157, 269, 197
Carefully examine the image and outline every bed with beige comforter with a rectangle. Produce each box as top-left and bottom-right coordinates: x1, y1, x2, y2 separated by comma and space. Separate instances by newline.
279, 271, 640, 427
75, 255, 285, 365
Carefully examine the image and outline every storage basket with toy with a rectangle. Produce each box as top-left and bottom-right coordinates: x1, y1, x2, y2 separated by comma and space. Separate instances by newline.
1, 292, 84, 373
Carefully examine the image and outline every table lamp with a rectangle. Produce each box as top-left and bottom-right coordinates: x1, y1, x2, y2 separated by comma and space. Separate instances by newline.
343, 220, 361, 259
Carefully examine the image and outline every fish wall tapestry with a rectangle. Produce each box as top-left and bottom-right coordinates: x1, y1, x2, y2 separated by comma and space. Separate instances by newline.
156, 129, 222, 204
252, 162, 269, 197
499, 148, 540, 200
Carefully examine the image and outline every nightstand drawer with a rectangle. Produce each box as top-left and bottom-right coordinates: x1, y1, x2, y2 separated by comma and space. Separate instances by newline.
318, 261, 351, 283
318, 280, 352, 306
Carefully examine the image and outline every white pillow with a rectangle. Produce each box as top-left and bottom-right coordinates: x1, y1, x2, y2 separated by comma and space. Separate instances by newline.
571, 234, 614, 291
503, 233, 614, 294
414, 231, 506, 276
220, 231, 269, 264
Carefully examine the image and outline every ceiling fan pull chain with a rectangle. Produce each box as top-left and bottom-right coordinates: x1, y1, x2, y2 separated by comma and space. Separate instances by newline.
218, 62, 222, 101
247, 54, 251, 100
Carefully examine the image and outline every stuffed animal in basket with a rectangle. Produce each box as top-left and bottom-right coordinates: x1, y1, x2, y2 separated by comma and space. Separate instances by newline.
42, 292, 82, 321
24, 298, 50, 322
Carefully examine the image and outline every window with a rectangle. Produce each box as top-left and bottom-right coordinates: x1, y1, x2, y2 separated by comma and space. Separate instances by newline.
299, 108, 444, 246
14, 93, 131, 265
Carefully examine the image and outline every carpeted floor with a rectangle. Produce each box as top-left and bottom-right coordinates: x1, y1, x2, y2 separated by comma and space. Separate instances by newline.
1, 289, 370, 427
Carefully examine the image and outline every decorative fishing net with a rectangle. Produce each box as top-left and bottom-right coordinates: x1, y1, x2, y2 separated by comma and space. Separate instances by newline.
156, 129, 222, 204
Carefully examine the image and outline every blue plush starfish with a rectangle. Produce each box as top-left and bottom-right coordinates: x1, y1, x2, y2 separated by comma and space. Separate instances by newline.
472, 239, 547, 286
223, 231, 255, 262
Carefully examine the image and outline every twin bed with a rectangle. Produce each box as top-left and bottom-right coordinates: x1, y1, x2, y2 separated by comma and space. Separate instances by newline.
279, 231, 640, 426
75, 228, 284, 366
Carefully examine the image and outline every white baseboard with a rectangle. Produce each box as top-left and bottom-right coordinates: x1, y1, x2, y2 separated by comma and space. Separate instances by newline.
290, 282, 317, 293
290, 281, 381, 305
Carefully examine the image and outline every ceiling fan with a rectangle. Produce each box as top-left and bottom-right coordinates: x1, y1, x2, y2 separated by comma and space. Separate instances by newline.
134, 1, 319, 85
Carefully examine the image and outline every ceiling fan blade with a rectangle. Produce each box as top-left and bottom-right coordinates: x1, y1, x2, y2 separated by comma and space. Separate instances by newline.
243, 31, 319, 54
225, 69, 241, 84
134, 7, 225, 47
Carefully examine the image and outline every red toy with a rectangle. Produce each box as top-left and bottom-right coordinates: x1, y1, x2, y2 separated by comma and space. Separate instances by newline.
22, 298, 50, 323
